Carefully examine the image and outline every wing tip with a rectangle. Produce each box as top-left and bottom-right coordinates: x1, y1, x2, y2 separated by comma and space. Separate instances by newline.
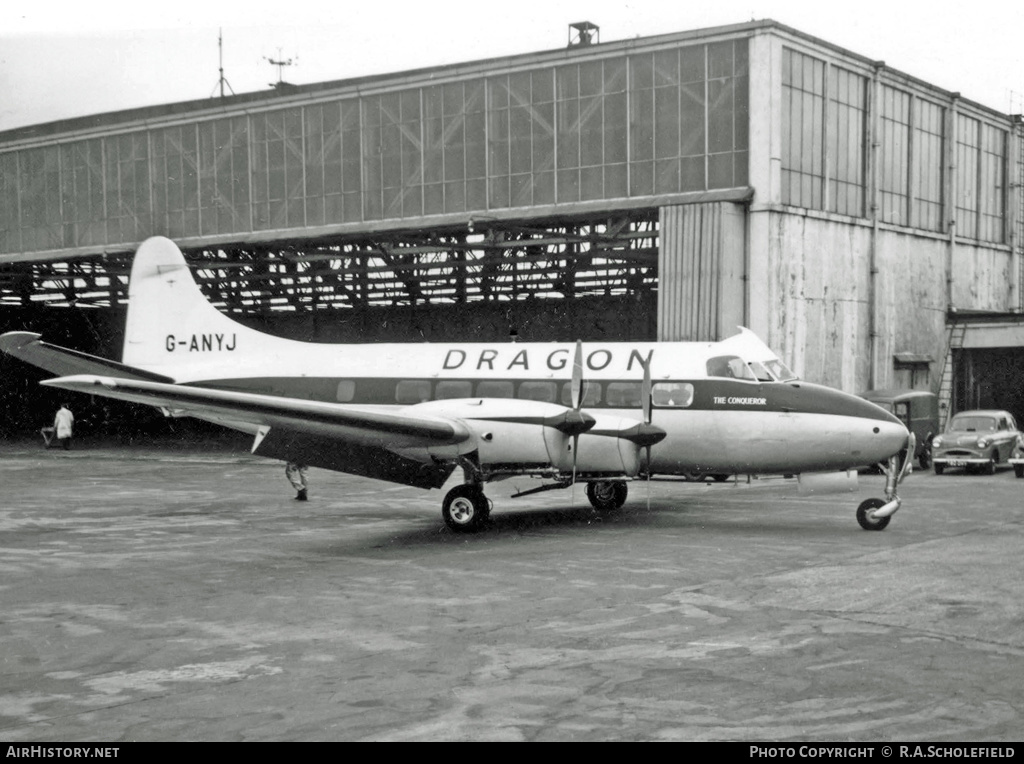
0, 331, 43, 355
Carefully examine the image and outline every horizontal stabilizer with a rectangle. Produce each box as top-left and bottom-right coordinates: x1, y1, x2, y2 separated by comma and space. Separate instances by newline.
0, 332, 173, 383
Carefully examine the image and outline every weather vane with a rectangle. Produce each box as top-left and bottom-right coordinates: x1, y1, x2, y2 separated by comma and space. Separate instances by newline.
264, 48, 298, 89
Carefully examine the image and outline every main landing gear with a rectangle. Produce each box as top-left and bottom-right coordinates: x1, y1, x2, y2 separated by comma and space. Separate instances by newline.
442, 478, 629, 532
442, 484, 491, 532
856, 434, 915, 531
585, 480, 628, 511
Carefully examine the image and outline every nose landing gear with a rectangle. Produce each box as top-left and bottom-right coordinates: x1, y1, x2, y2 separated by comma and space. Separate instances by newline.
857, 434, 915, 531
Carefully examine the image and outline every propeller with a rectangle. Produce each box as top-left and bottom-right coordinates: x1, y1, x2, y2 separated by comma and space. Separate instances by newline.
570, 339, 584, 501
641, 357, 654, 508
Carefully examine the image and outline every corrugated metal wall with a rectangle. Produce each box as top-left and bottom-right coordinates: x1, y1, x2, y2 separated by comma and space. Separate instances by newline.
657, 202, 746, 341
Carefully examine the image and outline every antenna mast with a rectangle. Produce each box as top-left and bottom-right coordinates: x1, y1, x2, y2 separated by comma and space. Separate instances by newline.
212, 28, 235, 98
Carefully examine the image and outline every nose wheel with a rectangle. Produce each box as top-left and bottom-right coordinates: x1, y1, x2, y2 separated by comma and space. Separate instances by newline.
856, 498, 891, 531
442, 484, 490, 532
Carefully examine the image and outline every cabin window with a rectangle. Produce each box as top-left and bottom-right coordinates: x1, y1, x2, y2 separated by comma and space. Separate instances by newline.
477, 380, 515, 398
652, 382, 694, 407
560, 381, 602, 407
518, 381, 557, 403
396, 380, 432, 404
336, 380, 356, 402
706, 355, 757, 381
606, 382, 642, 407
436, 380, 473, 399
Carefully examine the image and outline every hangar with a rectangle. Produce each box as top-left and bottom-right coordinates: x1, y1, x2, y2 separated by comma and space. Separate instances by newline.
1, 19, 1022, 435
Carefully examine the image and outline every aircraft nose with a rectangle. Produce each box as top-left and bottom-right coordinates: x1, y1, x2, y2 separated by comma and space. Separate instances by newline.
841, 391, 910, 463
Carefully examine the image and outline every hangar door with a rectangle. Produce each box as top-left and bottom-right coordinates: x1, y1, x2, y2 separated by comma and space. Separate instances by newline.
954, 347, 1024, 428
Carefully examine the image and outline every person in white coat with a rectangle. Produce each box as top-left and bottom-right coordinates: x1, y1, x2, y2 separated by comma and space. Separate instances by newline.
54, 404, 74, 450
285, 461, 308, 501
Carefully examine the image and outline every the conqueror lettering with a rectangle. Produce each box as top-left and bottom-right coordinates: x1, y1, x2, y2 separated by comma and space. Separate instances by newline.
713, 396, 767, 406
165, 333, 237, 352
442, 347, 653, 373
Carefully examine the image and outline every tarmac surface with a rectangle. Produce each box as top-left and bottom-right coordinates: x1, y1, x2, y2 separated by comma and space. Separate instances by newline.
1, 439, 1022, 742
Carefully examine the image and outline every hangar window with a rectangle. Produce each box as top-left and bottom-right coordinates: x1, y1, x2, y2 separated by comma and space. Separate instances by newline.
518, 381, 557, 403
477, 380, 514, 399
652, 382, 694, 407
336, 380, 356, 402
560, 381, 602, 407
913, 99, 945, 232
706, 355, 757, 380
606, 382, 642, 407
781, 49, 825, 210
395, 380, 432, 404
436, 380, 473, 399
879, 85, 911, 226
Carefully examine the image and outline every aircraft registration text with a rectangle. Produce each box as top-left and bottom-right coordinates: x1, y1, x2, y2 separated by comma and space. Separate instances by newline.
165, 334, 237, 352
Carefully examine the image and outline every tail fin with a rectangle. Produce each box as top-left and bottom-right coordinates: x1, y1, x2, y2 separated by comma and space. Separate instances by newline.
121, 237, 270, 378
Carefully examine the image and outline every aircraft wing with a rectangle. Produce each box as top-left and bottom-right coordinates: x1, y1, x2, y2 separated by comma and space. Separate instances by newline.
0, 332, 174, 383
40, 374, 473, 488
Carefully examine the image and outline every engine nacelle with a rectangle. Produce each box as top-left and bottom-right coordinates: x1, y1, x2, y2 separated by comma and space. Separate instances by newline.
398, 398, 575, 473
570, 414, 646, 476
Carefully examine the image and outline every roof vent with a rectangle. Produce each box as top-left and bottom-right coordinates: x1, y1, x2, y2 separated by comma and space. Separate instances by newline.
568, 21, 599, 48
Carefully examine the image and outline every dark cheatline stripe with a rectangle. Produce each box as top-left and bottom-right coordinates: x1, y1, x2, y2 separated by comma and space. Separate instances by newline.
193, 376, 902, 426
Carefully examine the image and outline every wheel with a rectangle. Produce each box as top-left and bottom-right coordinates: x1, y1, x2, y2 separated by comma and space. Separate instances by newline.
442, 484, 489, 532
984, 452, 997, 475
934, 463, 944, 475
681, 471, 706, 482
585, 480, 628, 511
710, 473, 730, 482
856, 498, 891, 531
1015, 464, 1024, 479
918, 447, 931, 470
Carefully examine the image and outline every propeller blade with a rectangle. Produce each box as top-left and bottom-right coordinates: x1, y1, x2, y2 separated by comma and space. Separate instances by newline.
571, 339, 584, 410
642, 357, 653, 508
569, 339, 585, 493
643, 443, 651, 509
641, 357, 653, 425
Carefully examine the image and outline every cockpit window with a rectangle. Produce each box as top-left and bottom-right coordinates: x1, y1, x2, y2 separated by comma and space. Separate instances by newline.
747, 361, 775, 382
706, 355, 757, 381
763, 359, 798, 382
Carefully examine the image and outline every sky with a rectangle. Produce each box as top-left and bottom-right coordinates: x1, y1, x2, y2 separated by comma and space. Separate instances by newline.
1, 0, 1022, 133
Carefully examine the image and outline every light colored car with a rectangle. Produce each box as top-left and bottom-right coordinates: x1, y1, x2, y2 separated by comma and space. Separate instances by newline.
932, 410, 1021, 475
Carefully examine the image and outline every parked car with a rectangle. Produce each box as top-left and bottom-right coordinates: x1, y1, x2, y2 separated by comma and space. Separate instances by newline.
932, 409, 1021, 475
1010, 439, 1024, 479
859, 389, 938, 469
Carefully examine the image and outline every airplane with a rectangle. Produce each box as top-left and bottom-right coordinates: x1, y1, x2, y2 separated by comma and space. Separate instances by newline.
0, 236, 914, 533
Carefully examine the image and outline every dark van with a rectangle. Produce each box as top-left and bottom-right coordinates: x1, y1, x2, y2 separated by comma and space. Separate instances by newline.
859, 389, 939, 469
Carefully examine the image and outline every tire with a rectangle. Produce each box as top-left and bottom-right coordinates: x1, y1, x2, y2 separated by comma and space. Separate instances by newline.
682, 471, 706, 482
710, 473, 730, 483
442, 484, 489, 532
857, 498, 891, 531
918, 447, 931, 470
1015, 465, 1024, 479
934, 463, 944, 475
984, 453, 997, 475
586, 480, 628, 511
